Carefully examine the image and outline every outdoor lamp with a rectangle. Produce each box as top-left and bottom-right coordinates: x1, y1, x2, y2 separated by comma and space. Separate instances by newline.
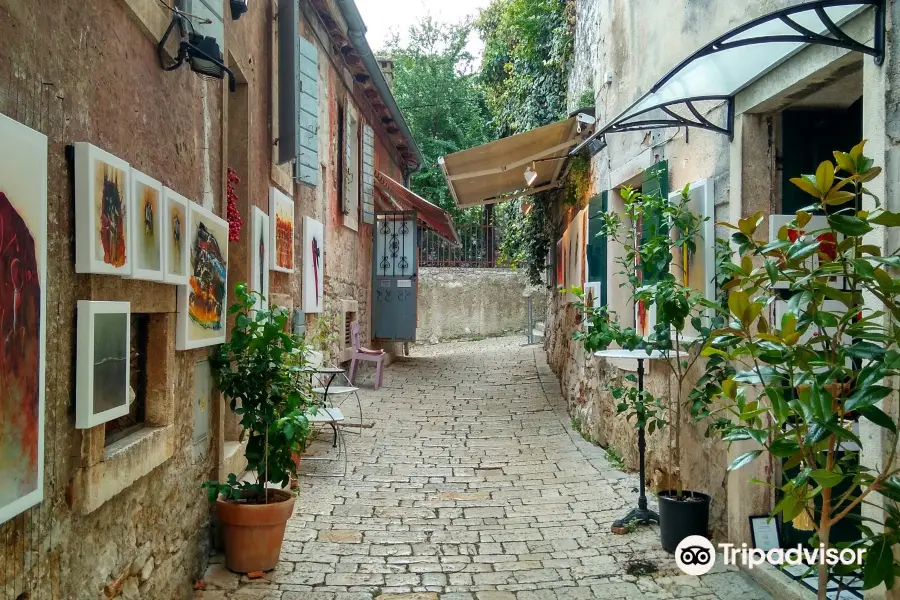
158, 15, 237, 92
523, 163, 538, 187
230, 0, 248, 20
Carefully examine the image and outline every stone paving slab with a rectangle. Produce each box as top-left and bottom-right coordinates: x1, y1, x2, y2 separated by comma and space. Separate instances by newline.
196, 337, 771, 600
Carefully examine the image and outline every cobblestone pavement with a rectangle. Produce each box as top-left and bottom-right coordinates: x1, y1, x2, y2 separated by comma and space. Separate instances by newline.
197, 336, 771, 600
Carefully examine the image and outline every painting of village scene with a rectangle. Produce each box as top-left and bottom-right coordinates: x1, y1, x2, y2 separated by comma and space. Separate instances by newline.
176, 203, 229, 350
0, 113, 48, 524
270, 187, 294, 272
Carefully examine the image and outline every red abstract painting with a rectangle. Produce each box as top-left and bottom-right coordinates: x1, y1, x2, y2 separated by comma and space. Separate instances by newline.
0, 191, 41, 502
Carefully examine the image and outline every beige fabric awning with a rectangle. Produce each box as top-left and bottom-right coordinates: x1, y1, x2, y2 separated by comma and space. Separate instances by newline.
439, 113, 595, 208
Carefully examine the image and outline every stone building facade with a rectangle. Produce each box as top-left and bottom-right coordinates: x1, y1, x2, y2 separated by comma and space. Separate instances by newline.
549, 0, 900, 595
0, 0, 418, 598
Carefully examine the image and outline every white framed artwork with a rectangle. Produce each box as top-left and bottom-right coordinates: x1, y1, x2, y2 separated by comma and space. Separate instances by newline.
176, 201, 229, 350
270, 187, 295, 273
129, 169, 165, 281
302, 216, 324, 313
250, 206, 270, 311
74, 143, 131, 275
0, 113, 48, 524
769, 214, 844, 290
163, 187, 190, 285
76, 301, 131, 429
669, 178, 715, 338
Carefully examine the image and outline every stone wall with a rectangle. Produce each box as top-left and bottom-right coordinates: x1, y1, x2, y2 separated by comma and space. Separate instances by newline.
417, 268, 548, 343
0, 0, 414, 598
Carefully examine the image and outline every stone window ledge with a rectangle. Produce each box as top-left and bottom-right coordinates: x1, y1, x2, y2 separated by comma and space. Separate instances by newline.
73, 425, 175, 515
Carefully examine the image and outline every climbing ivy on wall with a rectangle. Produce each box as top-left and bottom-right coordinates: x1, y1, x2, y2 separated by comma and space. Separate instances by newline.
477, 0, 574, 137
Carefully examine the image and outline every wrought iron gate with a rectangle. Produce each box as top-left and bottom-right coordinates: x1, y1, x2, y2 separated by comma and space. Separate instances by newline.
372, 211, 417, 341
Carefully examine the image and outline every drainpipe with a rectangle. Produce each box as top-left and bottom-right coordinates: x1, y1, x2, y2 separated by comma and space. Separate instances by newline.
335, 0, 423, 177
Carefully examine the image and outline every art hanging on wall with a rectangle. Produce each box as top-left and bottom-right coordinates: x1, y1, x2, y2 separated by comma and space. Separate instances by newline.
129, 169, 164, 281
270, 187, 294, 273
0, 114, 48, 525
163, 187, 190, 285
556, 238, 565, 287
75, 143, 131, 275
302, 216, 324, 313
769, 214, 844, 290
250, 206, 270, 311
670, 179, 715, 338
76, 301, 131, 429
176, 202, 229, 350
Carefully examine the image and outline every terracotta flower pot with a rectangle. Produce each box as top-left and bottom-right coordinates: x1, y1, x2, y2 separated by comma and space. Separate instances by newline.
216, 488, 295, 573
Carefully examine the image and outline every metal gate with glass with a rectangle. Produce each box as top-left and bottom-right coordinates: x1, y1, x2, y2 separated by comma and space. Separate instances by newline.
372, 211, 417, 341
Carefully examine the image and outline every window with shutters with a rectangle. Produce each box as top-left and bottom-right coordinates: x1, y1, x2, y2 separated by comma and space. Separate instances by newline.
342, 100, 360, 231
585, 191, 608, 308
361, 124, 375, 224
295, 36, 319, 186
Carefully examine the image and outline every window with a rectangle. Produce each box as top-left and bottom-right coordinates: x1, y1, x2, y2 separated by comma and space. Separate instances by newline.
104, 313, 149, 446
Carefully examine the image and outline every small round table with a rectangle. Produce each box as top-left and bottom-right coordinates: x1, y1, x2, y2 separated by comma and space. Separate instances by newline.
594, 348, 683, 534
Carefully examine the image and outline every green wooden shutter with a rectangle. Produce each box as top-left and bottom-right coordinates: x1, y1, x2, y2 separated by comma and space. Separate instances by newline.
295, 36, 319, 186
586, 191, 608, 307
361, 124, 375, 224
640, 160, 669, 283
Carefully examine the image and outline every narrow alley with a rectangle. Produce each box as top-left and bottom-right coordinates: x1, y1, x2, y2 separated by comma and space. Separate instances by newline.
199, 337, 771, 600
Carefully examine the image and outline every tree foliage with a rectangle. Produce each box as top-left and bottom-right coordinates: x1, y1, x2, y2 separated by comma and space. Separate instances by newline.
477, 0, 574, 137
383, 18, 492, 222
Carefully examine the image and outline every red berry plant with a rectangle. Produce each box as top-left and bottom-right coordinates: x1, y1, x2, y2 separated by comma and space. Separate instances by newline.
226, 167, 243, 242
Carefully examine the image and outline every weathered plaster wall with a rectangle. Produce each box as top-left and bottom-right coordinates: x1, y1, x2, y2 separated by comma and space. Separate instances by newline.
417, 268, 548, 343
554, 0, 829, 540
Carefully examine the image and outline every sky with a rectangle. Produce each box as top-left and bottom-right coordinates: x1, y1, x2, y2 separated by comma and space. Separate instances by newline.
355, 0, 491, 56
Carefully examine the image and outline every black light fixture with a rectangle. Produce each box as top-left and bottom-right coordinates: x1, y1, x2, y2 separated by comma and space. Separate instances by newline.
230, 0, 248, 20
158, 15, 236, 92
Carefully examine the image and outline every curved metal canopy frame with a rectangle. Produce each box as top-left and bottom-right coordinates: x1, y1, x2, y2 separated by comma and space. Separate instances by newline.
571, 0, 884, 156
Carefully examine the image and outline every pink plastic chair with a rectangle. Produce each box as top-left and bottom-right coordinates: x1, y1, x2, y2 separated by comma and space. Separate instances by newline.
348, 321, 385, 390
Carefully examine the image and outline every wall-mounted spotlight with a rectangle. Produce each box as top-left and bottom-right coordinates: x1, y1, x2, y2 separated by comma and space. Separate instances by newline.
230, 0, 248, 20
158, 15, 237, 92
523, 163, 538, 187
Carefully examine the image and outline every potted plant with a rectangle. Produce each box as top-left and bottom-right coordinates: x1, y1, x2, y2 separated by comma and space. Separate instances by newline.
573, 177, 718, 551
203, 283, 312, 573
695, 142, 900, 598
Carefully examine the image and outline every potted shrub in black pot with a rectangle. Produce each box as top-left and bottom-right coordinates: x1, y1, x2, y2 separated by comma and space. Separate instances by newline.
572, 179, 717, 551
203, 284, 312, 573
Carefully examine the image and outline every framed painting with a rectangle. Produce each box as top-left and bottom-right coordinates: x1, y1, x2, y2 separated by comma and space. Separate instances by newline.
176, 202, 229, 350
163, 187, 190, 285
302, 216, 324, 313
556, 238, 565, 288
250, 206, 270, 311
129, 169, 164, 281
0, 114, 48, 524
669, 178, 715, 338
769, 214, 844, 290
270, 187, 294, 273
75, 143, 131, 275
75, 301, 131, 429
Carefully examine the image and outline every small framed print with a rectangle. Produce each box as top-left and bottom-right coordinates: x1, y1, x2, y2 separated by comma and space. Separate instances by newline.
74, 143, 132, 276
76, 301, 131, 429
129, 169, 165, 282
749, 515, 781, 552
163, 187, 190, 285
769, 214, 844, 290
270, 187, 295, 273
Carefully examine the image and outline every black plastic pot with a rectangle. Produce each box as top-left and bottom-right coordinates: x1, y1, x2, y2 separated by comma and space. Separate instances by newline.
658, 490, 711, 552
